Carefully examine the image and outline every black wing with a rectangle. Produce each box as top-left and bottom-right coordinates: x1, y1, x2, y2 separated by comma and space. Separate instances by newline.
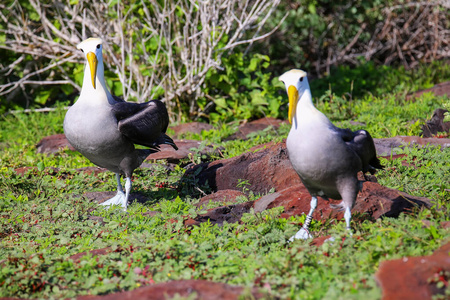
111, 100, 177, 150
344, 129, 383, 174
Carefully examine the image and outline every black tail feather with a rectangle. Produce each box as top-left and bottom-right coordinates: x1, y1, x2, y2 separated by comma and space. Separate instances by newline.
162, 134, 178, 150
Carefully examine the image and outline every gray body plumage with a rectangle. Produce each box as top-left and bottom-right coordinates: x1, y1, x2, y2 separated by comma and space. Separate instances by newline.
287, 122, 362, 203
64, 97, 158, 177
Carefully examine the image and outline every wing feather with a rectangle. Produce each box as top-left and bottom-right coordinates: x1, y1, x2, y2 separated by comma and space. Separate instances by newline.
111, 100, 177, 150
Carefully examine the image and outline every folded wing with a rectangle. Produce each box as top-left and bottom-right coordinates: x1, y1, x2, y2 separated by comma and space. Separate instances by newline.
112, 100, 178, 151
337, 128, 383, 174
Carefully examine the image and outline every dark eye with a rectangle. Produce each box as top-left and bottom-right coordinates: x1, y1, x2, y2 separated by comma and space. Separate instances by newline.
80, 49, 84, 53
300, 77, 304, 82
96, 44, 100, 49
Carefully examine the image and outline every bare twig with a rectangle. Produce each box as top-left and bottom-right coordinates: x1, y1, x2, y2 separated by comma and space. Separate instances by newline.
1, 0, 281, 120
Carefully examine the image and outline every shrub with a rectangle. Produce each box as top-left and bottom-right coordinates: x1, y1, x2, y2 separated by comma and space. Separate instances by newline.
258, 0, 449, 77
0, 0, 282, 119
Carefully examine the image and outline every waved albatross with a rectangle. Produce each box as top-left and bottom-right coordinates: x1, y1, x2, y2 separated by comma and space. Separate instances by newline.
279, 69, 383, 240
64, 37, 177, 211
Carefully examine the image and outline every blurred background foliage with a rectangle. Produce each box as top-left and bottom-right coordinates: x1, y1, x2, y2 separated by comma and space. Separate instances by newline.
0, 0, 449, 122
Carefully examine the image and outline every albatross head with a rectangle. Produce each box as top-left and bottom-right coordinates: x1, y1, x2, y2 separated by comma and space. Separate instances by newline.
77, 38, 103, 89
279, 69, 309, 124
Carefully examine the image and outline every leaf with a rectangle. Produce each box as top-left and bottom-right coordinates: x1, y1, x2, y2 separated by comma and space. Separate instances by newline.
214, 97, 228, 109
308, 3, 316, 15
37, 161, 45, 172
249, 90, 268, 106
248, 57, 260, 72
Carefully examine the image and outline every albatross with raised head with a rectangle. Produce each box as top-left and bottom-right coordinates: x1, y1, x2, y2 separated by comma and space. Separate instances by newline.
279, 69, 383, 240
64, 37, 177, 211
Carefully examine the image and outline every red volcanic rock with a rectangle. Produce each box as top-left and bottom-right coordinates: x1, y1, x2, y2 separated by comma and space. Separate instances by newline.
406, 81, 450, 100
146, 139, 221, 163
254, 182, 432, 222
310, 235, 334, 247
14, 166, 107, 177
69, 247, 112, 262
14, 166, 59, 176
254, 184, 337, 220
375, 136, 450, 156
170, 122, 214, 138
225, 118, 288, 141
195, 190, 248, 207
76, 166, 109, 176
442, 221, 450, 229
186, 201, 255, 226
375, 242, 450, 300
35, 134, 220, 163
36, 134, 75, 154
186, 142, 432, 224
77, 280, 269, 300
421, 108, 450, 138
352, 181, 432, 219
183, 142, 300, 195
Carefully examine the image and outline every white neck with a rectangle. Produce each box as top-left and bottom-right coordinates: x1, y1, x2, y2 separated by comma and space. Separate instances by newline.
291, 82, 313, 128
79, 56, 114, 105
291, 82, 331, 130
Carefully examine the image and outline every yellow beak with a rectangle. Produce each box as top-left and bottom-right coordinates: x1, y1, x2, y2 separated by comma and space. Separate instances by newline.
287, 85, 299, 124
87, 52, 98, 89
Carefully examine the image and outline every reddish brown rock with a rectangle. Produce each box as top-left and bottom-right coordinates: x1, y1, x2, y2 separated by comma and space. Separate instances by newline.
87, 216, 106, 225
310, 235, 334, 247
421, 108, 450, 138
36, 133, 75, 154
254, 181, 431, 222
35, 135, 220, 163
353, 181, 432, 219
406, 81, 450, 100
183, 142, 299, 195
225, 118, 288, 141
170, 122, 214, 138
14, 166, 59, 176
442, 221, 450, 229
375, 136, 450, 156
186, 201, 255, 226
186, 142, 432, 223
14, 166, 108, 177
69, 247, 112, 262
77, 279, 270, 300
421, 220, 450, 229
375, 242, 450, 300
195, 190, 248, 207
254, 184, 338, 220
76, 166, 109, 176
146, 139, 221, 163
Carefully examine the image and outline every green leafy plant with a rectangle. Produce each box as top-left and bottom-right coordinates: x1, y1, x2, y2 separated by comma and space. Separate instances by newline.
1, 62, 449, 299
203, 53, 285, 123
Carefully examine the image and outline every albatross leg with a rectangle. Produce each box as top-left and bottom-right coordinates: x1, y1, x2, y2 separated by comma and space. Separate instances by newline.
123, 177, 132, 211
289, 196, 318, 241
344, 206, 353, 236
100, 173, 127, 210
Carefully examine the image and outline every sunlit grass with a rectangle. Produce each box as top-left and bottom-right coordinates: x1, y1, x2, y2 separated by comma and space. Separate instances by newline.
1, 63, 449, 299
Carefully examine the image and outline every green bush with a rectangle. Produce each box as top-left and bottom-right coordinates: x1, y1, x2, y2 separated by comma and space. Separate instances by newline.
310, 60, 450, 99
202, 53, 285, 123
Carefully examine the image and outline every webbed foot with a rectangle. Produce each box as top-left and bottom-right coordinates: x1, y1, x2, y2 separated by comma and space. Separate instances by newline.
100, 191, 127, 211
289, 227, 313, 241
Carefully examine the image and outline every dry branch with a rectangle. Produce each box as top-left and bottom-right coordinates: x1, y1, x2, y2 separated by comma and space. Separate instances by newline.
0, 0, 282, 120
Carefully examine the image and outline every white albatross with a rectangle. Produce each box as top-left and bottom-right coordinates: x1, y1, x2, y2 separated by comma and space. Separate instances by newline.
279, 69, 383, 240
64, 38, 177, 211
